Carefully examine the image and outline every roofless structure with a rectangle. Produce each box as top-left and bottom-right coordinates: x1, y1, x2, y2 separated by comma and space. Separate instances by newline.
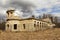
5, 9, 55, 31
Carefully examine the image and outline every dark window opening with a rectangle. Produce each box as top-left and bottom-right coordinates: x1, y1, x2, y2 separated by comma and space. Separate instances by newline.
37, 22, 39, 24
40, 22, 41, 24
40, 22, 41, 27
14, 24, 17, 29
34, 24, 36, 27
23, 24, 25, 29
34, 21, 36, 23
37, 22, 39, 27
7, 24, 9, 28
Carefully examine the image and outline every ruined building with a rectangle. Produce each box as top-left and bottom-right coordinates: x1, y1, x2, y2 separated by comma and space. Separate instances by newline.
5, 9, 55, 31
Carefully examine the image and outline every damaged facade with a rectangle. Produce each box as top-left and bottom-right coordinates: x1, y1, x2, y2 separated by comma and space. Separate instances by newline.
5, 9, 55, 31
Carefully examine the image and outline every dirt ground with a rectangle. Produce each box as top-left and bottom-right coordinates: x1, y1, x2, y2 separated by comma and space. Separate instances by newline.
0, 28, 60, 40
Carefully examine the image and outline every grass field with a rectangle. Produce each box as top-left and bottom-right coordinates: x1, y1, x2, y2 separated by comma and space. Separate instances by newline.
0, 28, 60, 40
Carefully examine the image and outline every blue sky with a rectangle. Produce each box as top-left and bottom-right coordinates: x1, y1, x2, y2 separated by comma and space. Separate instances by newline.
34, 4, 60, 17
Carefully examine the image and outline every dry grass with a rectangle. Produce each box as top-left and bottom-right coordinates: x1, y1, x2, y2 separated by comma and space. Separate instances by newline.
0, 28, 60, 40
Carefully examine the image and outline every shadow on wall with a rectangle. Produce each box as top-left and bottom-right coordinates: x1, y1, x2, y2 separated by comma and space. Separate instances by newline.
0, 22, 5, 31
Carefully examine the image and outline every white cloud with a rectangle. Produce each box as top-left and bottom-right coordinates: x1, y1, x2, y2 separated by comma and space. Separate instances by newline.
14, 10, 23, 17
1, 0, 59, 8
0, 0, 60, 18
1, 0, 9, 5
0, 7, 6, 14
52, 13, 60, 17
28, 0, 59, 8
31, 0, 60, 17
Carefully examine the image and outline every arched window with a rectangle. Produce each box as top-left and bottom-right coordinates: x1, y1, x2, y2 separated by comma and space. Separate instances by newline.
40, 22, 41, 28
37, 22, 39, 27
